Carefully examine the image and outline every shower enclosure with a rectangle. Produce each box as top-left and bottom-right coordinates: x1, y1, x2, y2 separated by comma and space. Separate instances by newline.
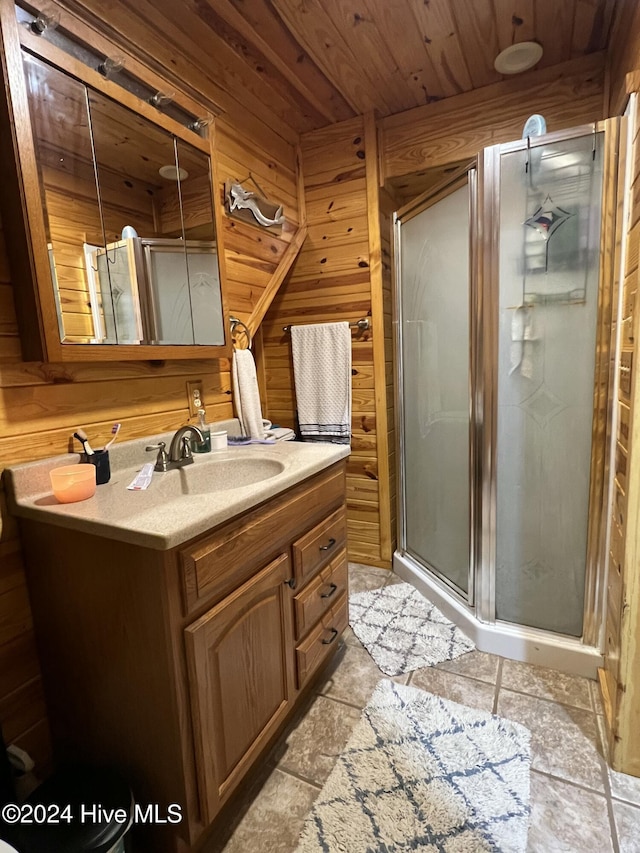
393, 122, 620, 676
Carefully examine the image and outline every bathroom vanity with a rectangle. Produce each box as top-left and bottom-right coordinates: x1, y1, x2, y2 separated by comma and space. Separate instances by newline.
7, 438, 349, 852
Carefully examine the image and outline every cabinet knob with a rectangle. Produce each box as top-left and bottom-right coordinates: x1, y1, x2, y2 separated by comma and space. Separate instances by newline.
284, 577, 297, 590
320, 582, 338, 599
321, 628, 339, 645
319, 537, 336, 552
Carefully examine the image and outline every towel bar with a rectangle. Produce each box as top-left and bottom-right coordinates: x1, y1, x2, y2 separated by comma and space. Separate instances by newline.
230, 316, 252, 349
282, 318, 370, 333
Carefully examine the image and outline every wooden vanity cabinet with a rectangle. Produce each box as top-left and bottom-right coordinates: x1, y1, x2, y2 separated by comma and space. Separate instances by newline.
18, 461, 347, 853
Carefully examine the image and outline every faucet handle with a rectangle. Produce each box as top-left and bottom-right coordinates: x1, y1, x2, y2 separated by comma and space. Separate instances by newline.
145, 441, 169, 472
180, 435, 194, 461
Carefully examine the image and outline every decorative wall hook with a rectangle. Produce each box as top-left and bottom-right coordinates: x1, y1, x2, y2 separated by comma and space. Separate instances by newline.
225, 179, 285, 229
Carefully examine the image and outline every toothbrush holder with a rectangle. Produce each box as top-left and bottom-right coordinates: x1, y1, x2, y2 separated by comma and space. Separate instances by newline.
81, 449, 111, 485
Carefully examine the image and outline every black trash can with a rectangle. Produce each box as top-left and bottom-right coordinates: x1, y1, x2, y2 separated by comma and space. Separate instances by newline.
0, 764, 133, 853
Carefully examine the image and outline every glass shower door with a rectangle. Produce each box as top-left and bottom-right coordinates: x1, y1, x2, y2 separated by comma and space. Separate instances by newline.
397, 176, 473, 598
494, 133, 604, 635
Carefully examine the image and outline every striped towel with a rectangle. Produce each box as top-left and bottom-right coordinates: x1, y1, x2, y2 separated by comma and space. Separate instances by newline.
291, 322, 351, 444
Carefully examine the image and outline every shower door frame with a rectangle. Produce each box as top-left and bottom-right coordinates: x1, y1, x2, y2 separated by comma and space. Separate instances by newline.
394, 119, 622, 669
393, 162, 479, 606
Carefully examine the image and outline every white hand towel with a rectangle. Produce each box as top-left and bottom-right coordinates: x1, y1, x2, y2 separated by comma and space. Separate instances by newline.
291, 321, 351, 444
232, 348, 266, 439
267, 426, 296, 442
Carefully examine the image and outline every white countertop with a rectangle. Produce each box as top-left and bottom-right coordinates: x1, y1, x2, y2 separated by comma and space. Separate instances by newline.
5, 423, 350, 550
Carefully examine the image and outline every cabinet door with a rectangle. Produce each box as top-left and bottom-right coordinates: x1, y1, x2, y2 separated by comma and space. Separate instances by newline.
184, 552, 294, 823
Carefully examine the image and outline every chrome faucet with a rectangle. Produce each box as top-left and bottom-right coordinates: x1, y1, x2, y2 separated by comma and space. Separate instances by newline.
146, 426, 204, 472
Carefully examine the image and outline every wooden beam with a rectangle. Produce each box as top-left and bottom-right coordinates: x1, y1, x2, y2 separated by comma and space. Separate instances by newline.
270, 0, 384, 115
364, 111, 392, 566
295, 143, 306, 228
247, 223, 308, 337
188, 0, 348, 126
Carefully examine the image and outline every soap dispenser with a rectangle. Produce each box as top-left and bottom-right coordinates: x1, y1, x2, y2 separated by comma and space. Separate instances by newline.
192, 409, 211, 453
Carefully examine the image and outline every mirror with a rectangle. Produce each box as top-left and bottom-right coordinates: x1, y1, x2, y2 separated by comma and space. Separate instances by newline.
21, 52, 225, 347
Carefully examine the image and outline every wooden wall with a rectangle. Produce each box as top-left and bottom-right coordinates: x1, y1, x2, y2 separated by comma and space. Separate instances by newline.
379, 53, 606, 183
0, 34, 299, 781
261, 115, 395, 569
607, 0, 640, 116
601, 92, 640, 775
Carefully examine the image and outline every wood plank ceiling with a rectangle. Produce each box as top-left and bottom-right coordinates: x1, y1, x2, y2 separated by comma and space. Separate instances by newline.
63, 0, 617, 142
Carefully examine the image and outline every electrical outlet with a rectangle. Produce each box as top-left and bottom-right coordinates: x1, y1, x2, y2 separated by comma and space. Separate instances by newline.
186, 380, 204, 418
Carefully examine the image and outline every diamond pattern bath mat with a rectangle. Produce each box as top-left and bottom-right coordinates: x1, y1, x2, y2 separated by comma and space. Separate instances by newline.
296, 680, 531, 853
349, 582, 475, 675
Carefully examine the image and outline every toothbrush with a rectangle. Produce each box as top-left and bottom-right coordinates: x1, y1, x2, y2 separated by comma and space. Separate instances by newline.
74, 428, 94, 455
227, 435, 277, 445
104, 422, 121, 450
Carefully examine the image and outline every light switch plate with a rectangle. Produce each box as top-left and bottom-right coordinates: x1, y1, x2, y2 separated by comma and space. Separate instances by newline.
186, 380, 203, 417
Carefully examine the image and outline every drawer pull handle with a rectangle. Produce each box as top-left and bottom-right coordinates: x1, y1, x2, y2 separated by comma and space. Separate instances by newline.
319, 537, 336, 552
322, 628, 339, 645
320, 583, 338, 599
284, 578, 297, 590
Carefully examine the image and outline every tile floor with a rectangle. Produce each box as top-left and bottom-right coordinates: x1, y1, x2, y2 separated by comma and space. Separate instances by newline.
210, 564, 640, 853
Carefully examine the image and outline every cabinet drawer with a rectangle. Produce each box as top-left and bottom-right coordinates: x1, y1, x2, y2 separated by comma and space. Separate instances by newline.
294, 551, 348, 641
292, 507, 347, 588
180, 463, 346, 615
295, 592, 348, 689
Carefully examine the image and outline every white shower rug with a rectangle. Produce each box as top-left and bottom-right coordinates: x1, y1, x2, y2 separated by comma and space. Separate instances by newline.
349, 582, 475, 676
296, 680, 532, 853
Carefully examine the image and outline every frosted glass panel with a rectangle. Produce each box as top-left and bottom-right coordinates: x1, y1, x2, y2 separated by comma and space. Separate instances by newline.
148, 246, 223, 344
96, 241, 143, 344
400, 185, 470, 596
495, 134, 603, 635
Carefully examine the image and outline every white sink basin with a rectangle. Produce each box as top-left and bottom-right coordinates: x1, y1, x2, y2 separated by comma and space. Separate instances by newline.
149, 455, 285, 497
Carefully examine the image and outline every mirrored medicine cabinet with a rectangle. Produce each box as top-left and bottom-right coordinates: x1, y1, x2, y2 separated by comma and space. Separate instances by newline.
0, 0, 231, 362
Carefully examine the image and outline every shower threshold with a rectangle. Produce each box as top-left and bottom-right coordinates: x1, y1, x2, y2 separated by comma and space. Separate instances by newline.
394, 550, 603, 680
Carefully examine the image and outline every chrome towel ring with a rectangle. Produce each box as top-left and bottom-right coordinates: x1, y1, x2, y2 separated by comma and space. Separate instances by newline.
229, 316, 252, 349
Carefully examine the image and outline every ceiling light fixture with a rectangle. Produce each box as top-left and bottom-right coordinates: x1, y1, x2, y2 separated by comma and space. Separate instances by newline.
158, 165, 189, 181
494, 41, 543, 75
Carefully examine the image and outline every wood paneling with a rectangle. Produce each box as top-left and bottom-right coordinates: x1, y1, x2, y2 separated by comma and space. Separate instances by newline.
380, 53, 606, 182
214, 120, 301, 332
0, 0, 301, 775
49, 0, 614, 135
603, 92, 640, 776
607, 0, 640, 116
262, 116, 393, 568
